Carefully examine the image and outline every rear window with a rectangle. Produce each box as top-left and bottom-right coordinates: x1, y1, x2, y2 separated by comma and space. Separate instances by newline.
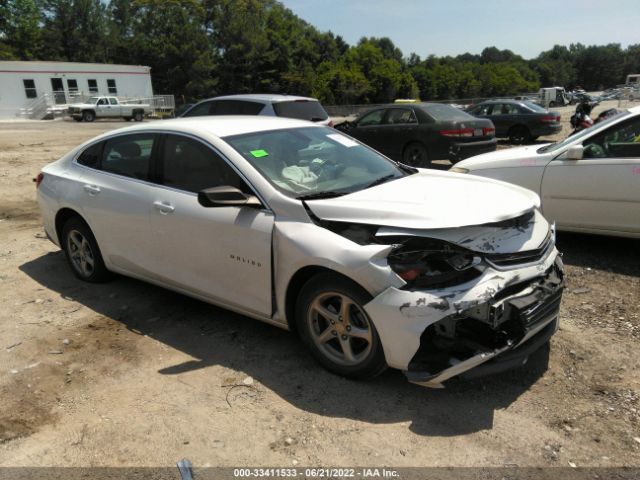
524, 101, 547, 113
272, 100, 328, 121
421, 104, 474, 121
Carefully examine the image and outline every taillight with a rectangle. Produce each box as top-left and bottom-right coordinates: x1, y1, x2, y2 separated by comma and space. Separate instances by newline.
482, 127, 495, 136
33, 172, 44, 188
439, 128, 474, 137
540, 115, 560, 123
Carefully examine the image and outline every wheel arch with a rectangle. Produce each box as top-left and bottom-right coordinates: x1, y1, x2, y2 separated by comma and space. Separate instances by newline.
55, 207, 88, 246
284, 265, 368, 332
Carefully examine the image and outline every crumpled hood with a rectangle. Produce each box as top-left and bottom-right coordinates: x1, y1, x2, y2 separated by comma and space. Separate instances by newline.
305, 170, 540, 230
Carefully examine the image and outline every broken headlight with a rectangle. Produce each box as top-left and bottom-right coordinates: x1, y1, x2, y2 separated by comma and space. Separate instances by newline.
387, 239, 482, 289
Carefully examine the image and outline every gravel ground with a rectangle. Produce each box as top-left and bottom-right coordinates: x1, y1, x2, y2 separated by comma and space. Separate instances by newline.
0, 115, 638, 469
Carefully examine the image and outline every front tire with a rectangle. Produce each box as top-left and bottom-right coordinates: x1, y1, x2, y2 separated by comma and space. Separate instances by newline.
61, 217, 111, 283
82, 110, 95, 122
296, 273, 387, 379
402, 142, 429, 167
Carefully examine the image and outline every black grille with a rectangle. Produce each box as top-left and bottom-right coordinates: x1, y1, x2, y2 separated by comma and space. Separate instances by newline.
485, 232, 552, 268
512, 289, 563, 329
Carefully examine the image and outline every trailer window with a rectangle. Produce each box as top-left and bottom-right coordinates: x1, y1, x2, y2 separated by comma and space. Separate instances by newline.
88, 79, 98, 93
107, 79, 117, 95
23, 79, 37, 99
67, 79, 78, 94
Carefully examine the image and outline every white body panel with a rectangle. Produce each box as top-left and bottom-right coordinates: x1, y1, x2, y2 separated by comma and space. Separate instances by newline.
456, 106, 640, 238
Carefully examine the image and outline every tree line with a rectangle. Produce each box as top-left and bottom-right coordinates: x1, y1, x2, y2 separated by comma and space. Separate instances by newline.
1, 0, 639, 105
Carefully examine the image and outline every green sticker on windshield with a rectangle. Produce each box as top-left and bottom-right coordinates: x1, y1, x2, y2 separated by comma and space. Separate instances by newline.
250, 149, 269, 158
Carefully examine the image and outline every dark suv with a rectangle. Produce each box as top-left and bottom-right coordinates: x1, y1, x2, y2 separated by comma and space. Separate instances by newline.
467, 99, 561, 144
180, 94, 332, 126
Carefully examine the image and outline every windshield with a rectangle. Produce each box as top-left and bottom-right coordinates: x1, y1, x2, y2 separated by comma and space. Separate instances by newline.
537, 110, 631, 154
272, 100, 329, 121
225, 127, 409, 198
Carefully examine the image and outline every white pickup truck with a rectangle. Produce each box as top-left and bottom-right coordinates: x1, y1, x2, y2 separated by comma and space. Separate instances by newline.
67, 96, 152, 122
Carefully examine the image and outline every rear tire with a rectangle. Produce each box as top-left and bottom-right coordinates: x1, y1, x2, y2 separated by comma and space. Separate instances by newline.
509, 125, 531, 144
133, 111, 144, 122
295, 273, 387, 380
549, 101, 556, 108
402, 142, 429, 167
82, 110, 95, 122
61, 217, 111, 283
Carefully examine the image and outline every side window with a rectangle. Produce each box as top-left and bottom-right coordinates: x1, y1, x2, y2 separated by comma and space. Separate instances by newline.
386, 108, 417, 124
77, 142, 102, 169
182, 101, 212, 117
109, 98, 118, 105
23, 79, 37, 98
102, 134, 156, 180
97, 98, 107, 106
489, 104, 505, 115
583, 117, 640, 159
161, 135, 249, 193
357, 109, 386, 127
87, 79, 98, 93
503, 104, 519, 115
107, 79, 117, 95
210, 100, 263, 115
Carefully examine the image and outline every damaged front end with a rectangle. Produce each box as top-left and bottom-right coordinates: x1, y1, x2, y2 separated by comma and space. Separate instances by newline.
359, 210, 565, 388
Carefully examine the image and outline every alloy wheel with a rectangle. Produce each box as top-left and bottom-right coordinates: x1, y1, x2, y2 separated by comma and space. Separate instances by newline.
67, 229, 95, 278
307, 291, 373, 367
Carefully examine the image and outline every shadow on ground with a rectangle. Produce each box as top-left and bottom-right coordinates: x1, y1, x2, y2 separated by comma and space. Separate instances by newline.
556, 232, 639, 277
20, 250, 556, 437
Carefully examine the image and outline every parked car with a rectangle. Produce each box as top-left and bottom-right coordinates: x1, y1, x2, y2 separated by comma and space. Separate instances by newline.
451, 106, 640, 238
180, 94, 332, 126
467, 99, 561, 144
335, 103, 497, 166
36, 116, 564, 387
67, 96, 151, 122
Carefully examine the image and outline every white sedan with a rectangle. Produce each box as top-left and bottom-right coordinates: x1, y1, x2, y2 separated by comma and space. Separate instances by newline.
36, 116, 564, 387
452, 106, 640, 238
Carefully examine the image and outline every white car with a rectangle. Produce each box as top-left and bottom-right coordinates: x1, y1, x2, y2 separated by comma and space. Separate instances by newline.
452, 106, 640, 238
36, 116, 564, 387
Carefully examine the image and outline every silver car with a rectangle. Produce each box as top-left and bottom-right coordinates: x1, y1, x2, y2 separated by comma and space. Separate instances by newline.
36, 116, 564, 387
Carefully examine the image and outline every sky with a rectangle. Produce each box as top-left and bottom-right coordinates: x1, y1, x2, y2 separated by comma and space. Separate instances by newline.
279, 0, 640, 59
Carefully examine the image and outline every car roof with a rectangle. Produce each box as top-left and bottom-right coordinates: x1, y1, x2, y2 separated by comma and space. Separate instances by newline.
196, 94, 320, 104
476, 99, 524, 104
90, 116, 321, 140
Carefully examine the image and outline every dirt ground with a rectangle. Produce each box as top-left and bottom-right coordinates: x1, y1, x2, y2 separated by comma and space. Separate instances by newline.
0, 111, 639, 469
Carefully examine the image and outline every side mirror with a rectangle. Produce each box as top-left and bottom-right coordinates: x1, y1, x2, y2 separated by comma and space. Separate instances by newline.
197, 186, 262, 208
566, 145, 583, 160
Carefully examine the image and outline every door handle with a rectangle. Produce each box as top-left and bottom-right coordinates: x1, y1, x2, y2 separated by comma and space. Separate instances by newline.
153, 201, 175, 214
83, 184, 100, 195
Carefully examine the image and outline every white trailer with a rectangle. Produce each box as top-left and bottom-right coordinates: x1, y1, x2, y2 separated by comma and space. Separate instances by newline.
0, 61, 154, 119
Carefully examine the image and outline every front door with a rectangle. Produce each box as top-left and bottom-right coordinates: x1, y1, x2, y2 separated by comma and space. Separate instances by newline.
95, 98, 112, 117
541, 116, 640, 234
50, 78, 66, 104
352, 109, 388, 153
149, 133, 274, 317
377, 107, 419, 159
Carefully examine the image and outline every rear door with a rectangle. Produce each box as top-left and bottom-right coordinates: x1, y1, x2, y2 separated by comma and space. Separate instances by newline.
351, 109, 388, 153
148, 133, 274, 316
377, 107, 420, 159
488, 103, 509, 136
541, 116, 640, 234
108, 97, 121, 116
76, 133, 159, 274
